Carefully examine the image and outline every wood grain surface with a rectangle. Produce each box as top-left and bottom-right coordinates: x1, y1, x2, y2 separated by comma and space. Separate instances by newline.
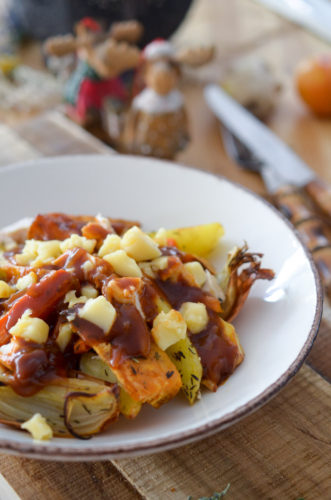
0, 1, 330, 499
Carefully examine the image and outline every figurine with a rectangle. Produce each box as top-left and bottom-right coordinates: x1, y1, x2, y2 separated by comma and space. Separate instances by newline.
121, 39, 214, 160
44, 18, 143, 126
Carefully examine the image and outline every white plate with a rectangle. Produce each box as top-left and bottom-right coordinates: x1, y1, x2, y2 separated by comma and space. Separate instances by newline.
0, 155, 322, 460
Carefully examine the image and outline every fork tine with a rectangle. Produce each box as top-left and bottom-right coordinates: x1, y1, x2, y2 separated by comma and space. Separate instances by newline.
220, 126, 264, 172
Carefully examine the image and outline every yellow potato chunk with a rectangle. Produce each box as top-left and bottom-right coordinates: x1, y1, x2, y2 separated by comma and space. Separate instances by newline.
180, 302, 208, 334
9, 310, 49, 344
60, 234, 96, 254
56, 323, 73, 352
16, 272, 37, 291
98, 234, 121, 257
21, 413, 53, 441
152, 309, 187, 351
121, 226, 161, 261
0, 280, 14, 298
78, 296, 116, 333
153, 223, 224, 257
184, 261, 206, 287
103, 250, 142, 278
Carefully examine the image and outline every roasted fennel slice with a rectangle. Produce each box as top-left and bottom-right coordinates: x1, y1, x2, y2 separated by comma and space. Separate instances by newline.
80, 352, 142, 418
0, 378, 119, 438
218, 245, 274, 322
166, 337, 202, 404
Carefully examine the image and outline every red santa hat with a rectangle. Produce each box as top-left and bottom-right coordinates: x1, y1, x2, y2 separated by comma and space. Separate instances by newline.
143, 38, 175, 61
79, 17, 102, 32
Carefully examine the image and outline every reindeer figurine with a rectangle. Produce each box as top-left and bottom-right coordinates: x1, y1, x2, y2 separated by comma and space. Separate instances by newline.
44, 18, 143, 126
121, 39, 214, 160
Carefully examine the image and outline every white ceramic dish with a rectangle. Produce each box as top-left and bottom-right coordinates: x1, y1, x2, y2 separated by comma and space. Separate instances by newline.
0, 155, 322, 461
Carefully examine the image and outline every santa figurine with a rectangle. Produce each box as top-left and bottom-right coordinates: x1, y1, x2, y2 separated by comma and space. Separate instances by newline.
44, 18, 143, 126
121, 38, 214, 160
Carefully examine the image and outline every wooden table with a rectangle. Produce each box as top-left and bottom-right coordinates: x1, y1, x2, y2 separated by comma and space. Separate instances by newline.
0, 1, 330, 499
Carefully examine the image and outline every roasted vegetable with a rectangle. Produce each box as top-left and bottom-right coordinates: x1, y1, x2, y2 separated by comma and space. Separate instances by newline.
0, 377, 119, 438
152, 223, 224, 256
80, 352, 117, 384
91, 341, 182, 408
218, 245, 274, 322
166, 337, 202, 404
192, 315, 245, 392
80, 352, 142, 418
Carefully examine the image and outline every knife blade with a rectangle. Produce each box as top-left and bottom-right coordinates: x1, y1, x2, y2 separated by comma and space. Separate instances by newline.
206, 87, 331, 290
204, 84, 331, 219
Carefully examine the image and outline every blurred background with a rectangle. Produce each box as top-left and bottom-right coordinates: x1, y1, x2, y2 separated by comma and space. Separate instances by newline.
0, 0, 330, 185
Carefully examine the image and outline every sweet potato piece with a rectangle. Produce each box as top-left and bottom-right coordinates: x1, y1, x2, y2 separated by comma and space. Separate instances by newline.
90, 342, 182, 408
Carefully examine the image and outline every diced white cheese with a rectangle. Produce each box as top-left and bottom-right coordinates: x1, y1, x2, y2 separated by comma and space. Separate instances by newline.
15, 239, 39, 265
98, 234, 121, 257
153, 227, 168, 246
121, 226, 161, 262
56, 323, 73, 352
103, 250, 142, 278
78, 296, 116, 333
32, 241, 61, 266
151, 309, 187, 351
179, 302, 209, 334
138, 261, 155, 278
21, 413, 53, 441
82, 258, 94, 276
204, 270, 225, 301
16, 272, 37, 291
151, 256, 169, 271
139, 256, 168, 278
0, 280, 14, 298
184, 261, 206, 287
64, 290, 88, 308
15, 240, 61, 267
81, 285, 98, 299
60, 234, 96, 254
9, 310, 49, 344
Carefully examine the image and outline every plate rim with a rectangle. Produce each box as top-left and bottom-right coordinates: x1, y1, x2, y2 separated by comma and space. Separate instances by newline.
0, 154, 323, 459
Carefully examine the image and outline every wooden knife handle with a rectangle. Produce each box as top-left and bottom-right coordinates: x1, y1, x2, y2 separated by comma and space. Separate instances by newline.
305, 179, 331, 221
274, 185, 331, 289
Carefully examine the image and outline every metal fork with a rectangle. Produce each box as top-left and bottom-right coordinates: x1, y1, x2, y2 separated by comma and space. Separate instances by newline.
220, 125, 290, 194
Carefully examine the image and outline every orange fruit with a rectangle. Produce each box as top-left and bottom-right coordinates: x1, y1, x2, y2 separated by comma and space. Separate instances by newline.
296, 55, 331, 116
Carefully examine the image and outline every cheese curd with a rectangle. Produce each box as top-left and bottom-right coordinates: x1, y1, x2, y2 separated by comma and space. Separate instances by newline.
16, 272, 37, 291
121, 226, 161, 261
98, 234, 121, 257
184, 261, 206, 287
21, 413, 53, 441
179, 302, 209, 334
16, 240, 61, 266
152, 309, 187, 351
60, 235, 96, 254
0, 280, 14, 298
78, 296, 116, 333
9, 310, 49, 344
103, 250, 142, 278
56, 323, 73, 352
